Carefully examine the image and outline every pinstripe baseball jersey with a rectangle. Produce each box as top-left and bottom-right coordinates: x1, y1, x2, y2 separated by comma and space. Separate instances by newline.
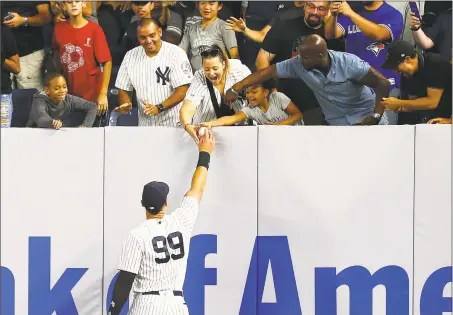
184, 59, 251, 125
117, 196, 199, 292
115, 41, 193, 126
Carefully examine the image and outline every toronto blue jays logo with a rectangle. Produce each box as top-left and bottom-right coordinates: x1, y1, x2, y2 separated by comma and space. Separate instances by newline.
366, 42, 386, 57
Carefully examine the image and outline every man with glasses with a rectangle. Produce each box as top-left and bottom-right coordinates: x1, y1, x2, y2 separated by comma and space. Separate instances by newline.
225, 34, 391, 126
255, 1, 344, 125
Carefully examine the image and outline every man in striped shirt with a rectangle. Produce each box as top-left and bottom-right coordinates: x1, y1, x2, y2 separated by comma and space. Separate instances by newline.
114, 18, 193, 126
108, 129, 216, 315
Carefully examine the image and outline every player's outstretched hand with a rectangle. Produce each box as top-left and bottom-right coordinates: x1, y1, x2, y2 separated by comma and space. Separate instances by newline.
198, 129, 215, 154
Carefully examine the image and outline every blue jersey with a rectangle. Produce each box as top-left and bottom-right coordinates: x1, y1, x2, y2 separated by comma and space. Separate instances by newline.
338, 2, 403, 88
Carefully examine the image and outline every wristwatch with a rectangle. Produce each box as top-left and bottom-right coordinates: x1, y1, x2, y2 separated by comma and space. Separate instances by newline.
23, 17, 29, 27
372, 113, 382, 121
156, 103, 165, 113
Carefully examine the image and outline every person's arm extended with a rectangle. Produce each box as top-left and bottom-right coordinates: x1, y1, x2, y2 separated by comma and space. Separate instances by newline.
396, 88, 444, 110
277, 102, 303, 125
358, 67, 390, 115
180, 99, 196, 126
185, 130, 215, 204
225, 17, 271, 43
68, 95, 98, 127
231, 65, 278, 93
202, 111, 247, 127
107, 270, 136, 315
243, 25, 271, 43
33, 101, 55, 128
161, 85, 189, 110
3, 54, 20, 74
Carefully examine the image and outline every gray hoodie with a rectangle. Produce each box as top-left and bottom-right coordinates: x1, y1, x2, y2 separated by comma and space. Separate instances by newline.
27, 91, 98, 128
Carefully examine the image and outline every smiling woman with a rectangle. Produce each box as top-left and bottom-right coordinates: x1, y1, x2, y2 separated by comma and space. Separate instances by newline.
180, 45, 251, 143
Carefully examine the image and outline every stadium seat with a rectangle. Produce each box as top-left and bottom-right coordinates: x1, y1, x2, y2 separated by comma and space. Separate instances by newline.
11, 88, 37, 127
116, 107, 138, 126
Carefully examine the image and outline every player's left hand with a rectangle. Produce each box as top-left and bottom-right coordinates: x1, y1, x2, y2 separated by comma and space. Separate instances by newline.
381, 97, 402, 111
354, 115, 380, 125
144, 104, 160, 116
3, 12, 25, 28
97, 93, 108, 115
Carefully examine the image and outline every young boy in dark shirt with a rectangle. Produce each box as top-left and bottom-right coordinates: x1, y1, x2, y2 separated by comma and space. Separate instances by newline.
27, 72, 97, 129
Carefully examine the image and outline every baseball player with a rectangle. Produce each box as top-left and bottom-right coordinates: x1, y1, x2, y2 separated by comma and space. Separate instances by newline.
114, 17, 193, 126
108, 129, 216, 315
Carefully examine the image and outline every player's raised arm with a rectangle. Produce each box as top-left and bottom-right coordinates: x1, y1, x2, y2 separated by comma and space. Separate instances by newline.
185, 129, 216, 204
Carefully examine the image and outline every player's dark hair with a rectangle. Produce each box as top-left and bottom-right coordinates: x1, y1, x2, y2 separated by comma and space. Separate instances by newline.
44, 72, 65, 87
136, 17, 162, 31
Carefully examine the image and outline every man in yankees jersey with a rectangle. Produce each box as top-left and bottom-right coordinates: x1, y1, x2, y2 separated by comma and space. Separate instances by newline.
108, 129, 216, 315
114, 18, 193, 126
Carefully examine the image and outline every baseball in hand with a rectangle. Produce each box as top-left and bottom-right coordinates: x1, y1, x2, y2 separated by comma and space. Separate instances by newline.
198, 127, 207, 137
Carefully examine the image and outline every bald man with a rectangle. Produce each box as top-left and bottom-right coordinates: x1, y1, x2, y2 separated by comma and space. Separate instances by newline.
225, 34, 391, 125
114, 18, 193, 126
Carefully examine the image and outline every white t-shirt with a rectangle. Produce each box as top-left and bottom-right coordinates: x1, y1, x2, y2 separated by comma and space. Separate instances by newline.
241, 92, 304, 125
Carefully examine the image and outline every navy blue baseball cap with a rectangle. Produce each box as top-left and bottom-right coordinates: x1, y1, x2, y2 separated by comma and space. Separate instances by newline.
381, 40, 416, 70
141, 181, 169, 214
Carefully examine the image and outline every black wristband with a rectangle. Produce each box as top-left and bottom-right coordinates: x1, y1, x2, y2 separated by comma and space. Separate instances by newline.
197, 151, 211, 170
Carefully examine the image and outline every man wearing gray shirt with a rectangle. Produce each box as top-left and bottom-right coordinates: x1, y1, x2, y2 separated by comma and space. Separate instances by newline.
179, 1, 239, 71
225, 34, 391, 126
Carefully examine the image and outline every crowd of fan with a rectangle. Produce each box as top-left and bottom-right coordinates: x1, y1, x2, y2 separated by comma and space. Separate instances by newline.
1, 1, 452, 139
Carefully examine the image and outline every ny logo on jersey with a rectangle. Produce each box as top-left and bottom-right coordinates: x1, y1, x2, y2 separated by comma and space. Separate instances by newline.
156, 66, 171, 86
366, 42, 386, 57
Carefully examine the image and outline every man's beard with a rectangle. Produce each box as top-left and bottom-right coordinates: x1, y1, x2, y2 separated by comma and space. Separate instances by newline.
305, 14, 322, 27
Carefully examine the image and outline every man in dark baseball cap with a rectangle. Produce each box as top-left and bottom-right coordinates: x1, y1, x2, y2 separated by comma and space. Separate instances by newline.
381, 39, 417, 73
380, 39, 452, 121
141, 181, 169, 215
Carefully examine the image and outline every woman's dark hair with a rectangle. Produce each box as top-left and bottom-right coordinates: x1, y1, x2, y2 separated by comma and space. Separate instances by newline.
200, 44, 230, 74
